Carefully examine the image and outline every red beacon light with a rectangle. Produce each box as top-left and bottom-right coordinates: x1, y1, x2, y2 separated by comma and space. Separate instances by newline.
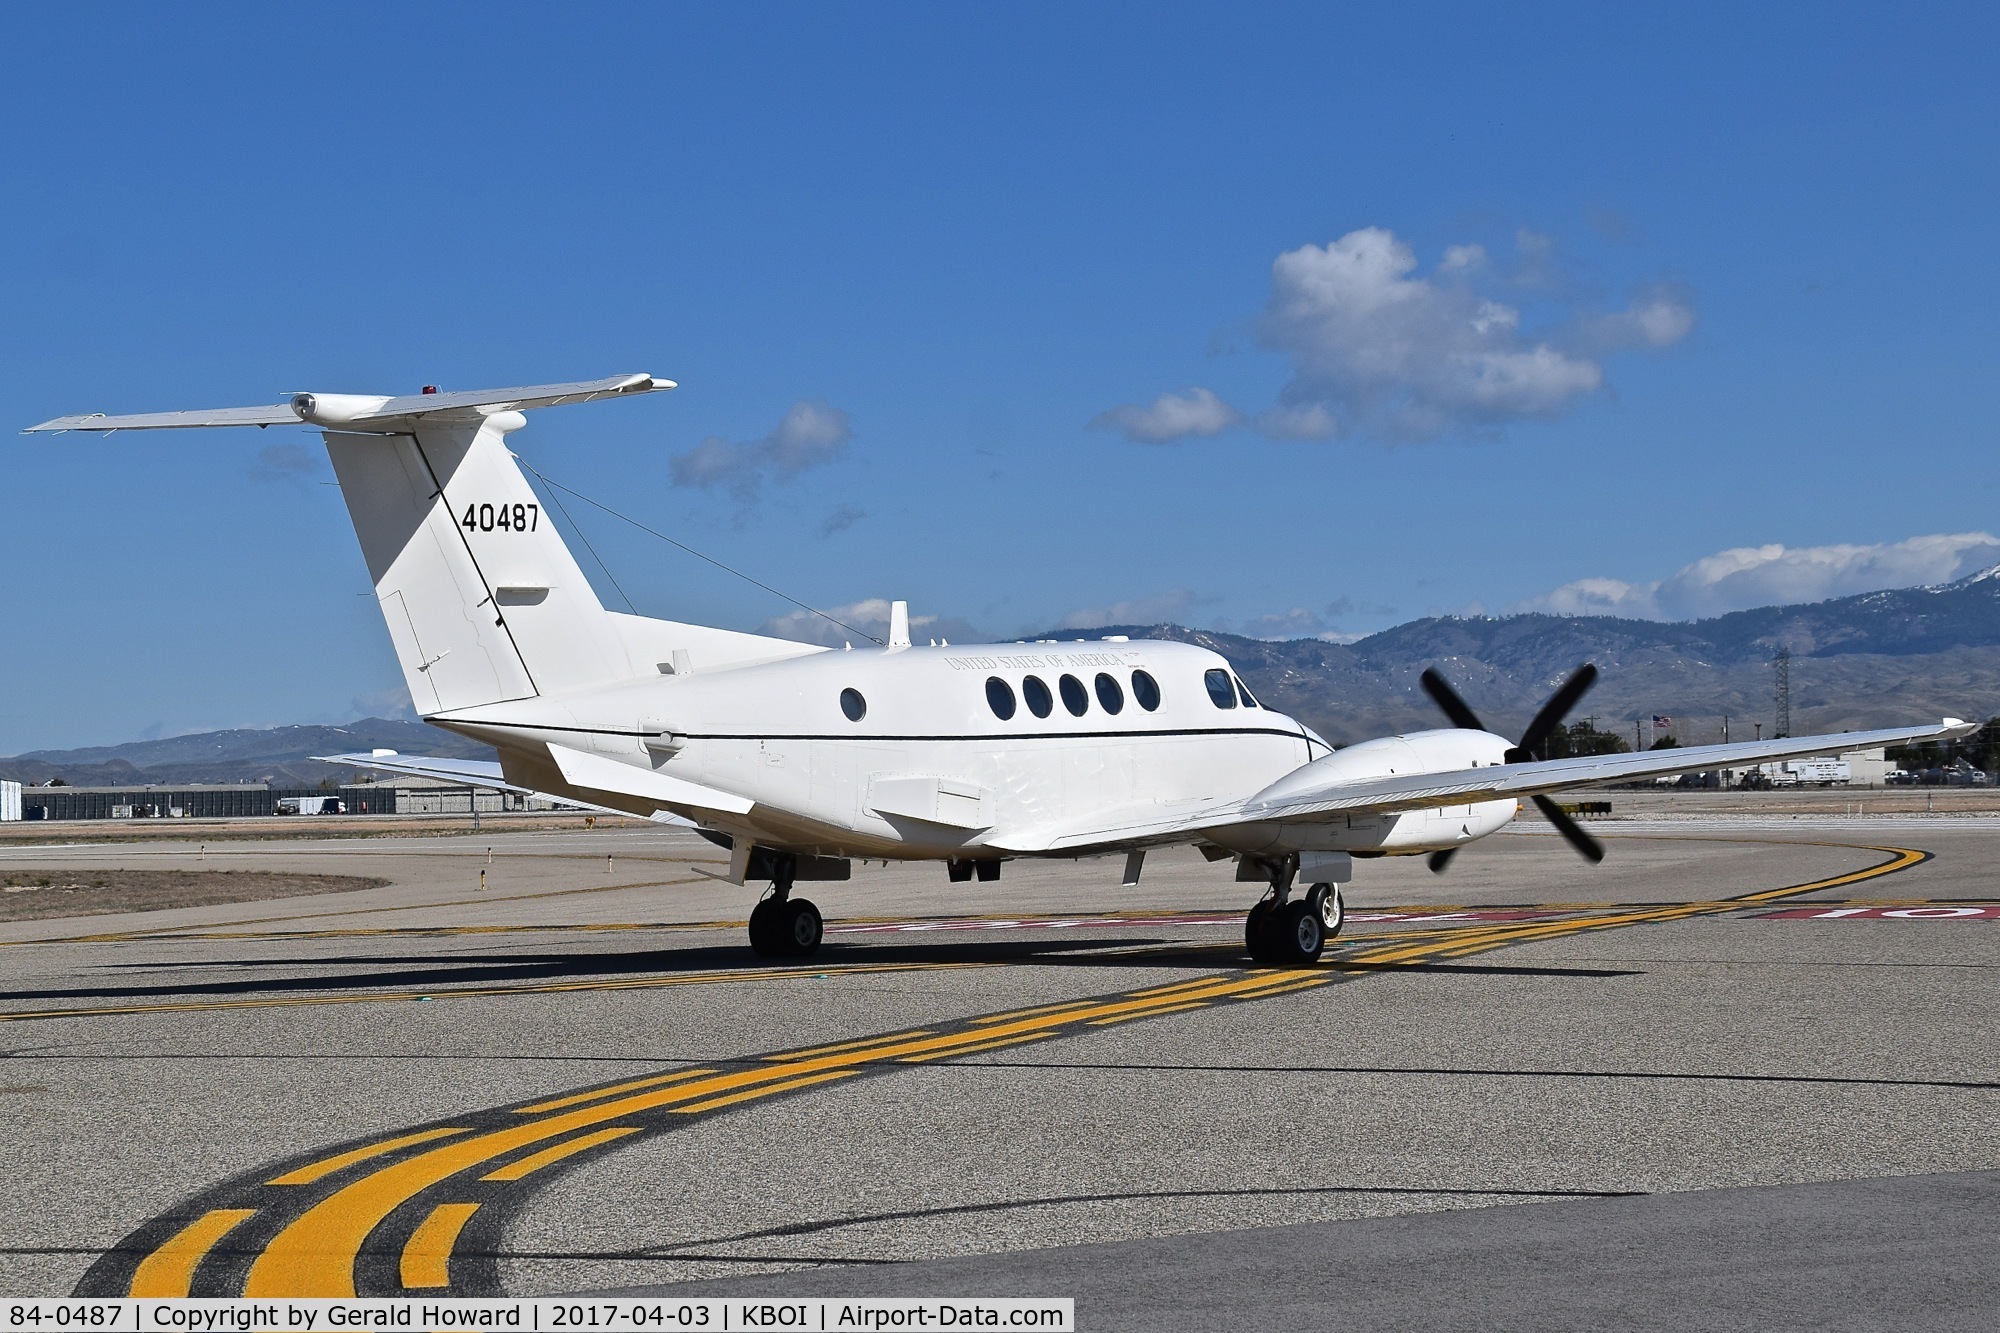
421, 385, 439, 395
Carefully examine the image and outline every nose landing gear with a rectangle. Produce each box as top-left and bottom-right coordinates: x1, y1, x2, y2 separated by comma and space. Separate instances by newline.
747, 853, 824, 958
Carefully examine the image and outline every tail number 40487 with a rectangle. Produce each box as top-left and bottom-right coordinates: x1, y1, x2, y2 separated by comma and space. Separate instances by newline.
463, 502, 538, 533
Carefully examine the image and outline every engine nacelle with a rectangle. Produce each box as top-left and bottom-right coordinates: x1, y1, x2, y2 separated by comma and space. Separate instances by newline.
1214, 728, 1519, 857
289, 392, 392, 426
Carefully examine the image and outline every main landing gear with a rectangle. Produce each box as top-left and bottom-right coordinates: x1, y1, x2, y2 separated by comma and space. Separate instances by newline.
1245, 869, 1344, 967
747, 853, 824, 958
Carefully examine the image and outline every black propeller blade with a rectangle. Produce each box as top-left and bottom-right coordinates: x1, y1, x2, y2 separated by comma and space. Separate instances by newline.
1510, 663, 1600, 763
1532, 793, 1605, 863
1419, 661, 1603, 871
1419, 667, 1486, 732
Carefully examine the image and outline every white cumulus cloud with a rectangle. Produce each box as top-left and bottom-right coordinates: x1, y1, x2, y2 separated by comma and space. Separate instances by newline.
670, 400, 852, 499
1055, 588, 1201, 630
1091, 388, 1240, 443
1096, 226, 1695, 444
1515, 532, 2000, 621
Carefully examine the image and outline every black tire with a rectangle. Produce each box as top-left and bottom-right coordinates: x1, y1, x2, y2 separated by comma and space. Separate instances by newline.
1244, 899, 1277, 963
1309, 883, 1345, 938
784, 898, 824, 956
747, 898, 784, 955
1273, 901, 1325, 965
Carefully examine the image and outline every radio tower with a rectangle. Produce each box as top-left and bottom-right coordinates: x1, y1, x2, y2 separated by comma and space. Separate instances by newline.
1774, 647, 1791, 739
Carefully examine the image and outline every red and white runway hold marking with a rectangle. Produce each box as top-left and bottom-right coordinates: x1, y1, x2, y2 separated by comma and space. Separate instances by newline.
1756, 904, 2000, 920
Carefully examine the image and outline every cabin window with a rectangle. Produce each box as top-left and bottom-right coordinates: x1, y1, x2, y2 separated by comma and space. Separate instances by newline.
985, 676, 1017, 721
840, 688, 867, 722
1131, 669, 1161, 711
1235, 675, 1261, 709
1023, 675, 1054, 718
1095, 672, 1125, 715
1059, 673, 1090, 716
1204, 669, 1237, 709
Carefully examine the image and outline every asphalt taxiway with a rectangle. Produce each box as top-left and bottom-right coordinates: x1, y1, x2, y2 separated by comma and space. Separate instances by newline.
1, 819, 1994, 1328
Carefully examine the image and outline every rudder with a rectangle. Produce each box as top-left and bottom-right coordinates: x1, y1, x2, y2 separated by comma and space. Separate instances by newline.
325, 413, 633, 714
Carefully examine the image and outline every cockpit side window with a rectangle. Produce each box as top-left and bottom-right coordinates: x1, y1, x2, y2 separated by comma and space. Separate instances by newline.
1204, 668, 1237, 709
1234, 675, 1261, 709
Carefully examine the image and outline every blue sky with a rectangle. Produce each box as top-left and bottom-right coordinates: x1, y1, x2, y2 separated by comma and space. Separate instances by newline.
4, 2, 1997, 752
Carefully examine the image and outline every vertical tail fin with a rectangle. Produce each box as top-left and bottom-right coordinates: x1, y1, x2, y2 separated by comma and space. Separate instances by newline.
27, 374, 828, 707
326, 413, 632, 714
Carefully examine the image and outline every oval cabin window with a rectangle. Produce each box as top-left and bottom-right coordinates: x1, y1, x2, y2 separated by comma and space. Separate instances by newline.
986, 676, 1017, 720
1131, 669, 1161, 711
1023, 675, 1054, 718
1094, 672, 1125, 715
840, 688, 867, 722
1059, 674, 1090, 716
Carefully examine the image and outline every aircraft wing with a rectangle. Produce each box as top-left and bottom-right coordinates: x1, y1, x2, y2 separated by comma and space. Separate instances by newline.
998, 717, 1978, 854
24, 374, 673, 434
312, 750, 692, 826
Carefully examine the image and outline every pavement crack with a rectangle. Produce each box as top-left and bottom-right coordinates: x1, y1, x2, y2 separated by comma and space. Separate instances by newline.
639, 1184, 1647, 1253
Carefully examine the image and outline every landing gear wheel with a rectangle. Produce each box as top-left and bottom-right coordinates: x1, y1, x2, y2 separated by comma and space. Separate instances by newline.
783, 898, 824, 956
1308, 883, 1344, 938
747, 898, 786, 956
1273, 901, 1325, 965
1245, 899, 1279, 963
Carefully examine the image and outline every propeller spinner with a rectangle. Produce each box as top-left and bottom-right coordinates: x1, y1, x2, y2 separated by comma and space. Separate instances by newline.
1418, 664, 1605, 872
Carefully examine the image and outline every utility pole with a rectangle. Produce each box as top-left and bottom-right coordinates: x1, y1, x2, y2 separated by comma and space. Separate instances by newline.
1774, 647, 1791, 739
1634, 720, 1642, 752
1722, 715, 1730, 744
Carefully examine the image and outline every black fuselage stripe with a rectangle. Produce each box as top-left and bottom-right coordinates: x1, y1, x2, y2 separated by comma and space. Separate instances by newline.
434, 717, 1326, 750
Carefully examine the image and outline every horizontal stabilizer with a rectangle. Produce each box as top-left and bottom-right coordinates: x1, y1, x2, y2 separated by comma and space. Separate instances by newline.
312, 750, 690, 826
547, 743, 755, 816
25, 374, 674, 434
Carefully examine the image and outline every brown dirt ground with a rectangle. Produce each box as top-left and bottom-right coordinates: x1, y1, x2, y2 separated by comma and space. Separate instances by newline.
0, 869, 390, 921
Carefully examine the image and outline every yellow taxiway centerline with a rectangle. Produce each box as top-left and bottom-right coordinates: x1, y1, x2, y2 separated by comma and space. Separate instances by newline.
137, 843, 1932, 1298
482, 1127, 642, 1182
269, 1127, 471, 1186
398, 1202, 480, 1289
127, 1208, 256, 1298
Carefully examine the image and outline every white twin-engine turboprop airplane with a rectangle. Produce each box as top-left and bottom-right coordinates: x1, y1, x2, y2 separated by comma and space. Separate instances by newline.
28, 375, 1976, 964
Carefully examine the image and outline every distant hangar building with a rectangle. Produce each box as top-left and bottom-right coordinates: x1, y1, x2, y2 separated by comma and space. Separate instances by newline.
9, 780, 562, 821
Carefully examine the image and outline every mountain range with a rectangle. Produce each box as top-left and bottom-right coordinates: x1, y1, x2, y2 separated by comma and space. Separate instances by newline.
0, 721, 493, 788
8, 569, 2000, 784
1068, 565, 2000, 745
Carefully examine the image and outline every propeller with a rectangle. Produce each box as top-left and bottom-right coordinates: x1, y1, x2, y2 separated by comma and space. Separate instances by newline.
1418, 664, 1605, 871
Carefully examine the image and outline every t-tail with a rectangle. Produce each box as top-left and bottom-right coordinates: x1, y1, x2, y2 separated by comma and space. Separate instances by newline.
26, 375, 822, 717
